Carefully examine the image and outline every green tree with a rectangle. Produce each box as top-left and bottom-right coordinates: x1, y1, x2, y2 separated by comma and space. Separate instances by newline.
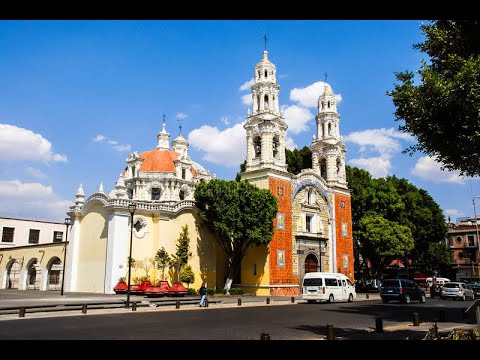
388, 20, 480, 177
155, 247, 171, 280
180, 265, 195, 288
235, 160, 246, 181
176, 224, 192, 267
417, 241, 452, 277
285, 146, 312, 175
194, 179, 278, 284
357, 215, 414, 279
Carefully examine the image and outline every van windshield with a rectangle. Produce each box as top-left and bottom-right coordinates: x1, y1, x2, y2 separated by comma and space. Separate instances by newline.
304, 278, 323, 286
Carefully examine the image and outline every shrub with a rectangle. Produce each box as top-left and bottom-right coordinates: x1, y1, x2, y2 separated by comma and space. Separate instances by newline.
187, 288, 197, 296
180, 265, 195, 287
207, 288, 215, 295
228, 288, 244, 295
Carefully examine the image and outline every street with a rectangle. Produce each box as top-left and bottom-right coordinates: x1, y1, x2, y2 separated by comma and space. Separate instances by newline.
0, 294, 475, 340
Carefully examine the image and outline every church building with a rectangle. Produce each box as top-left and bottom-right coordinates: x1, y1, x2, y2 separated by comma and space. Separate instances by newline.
0, 50, 353, 296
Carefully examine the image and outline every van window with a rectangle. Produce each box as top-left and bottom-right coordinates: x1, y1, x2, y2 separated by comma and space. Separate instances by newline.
304, 278, 323, 286
342, 280, 346, 287
347, 279, 353, 286
325, 278, 338, 287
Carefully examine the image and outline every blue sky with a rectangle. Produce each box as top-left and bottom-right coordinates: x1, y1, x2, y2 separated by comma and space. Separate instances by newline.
0, 20, 478, 223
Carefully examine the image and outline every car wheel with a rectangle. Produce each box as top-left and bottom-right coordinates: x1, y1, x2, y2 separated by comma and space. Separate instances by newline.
404, 295, 411, 304
382, 298, 389, 303
307, 300, 315, 304
462, 294, 466, 301
420, 294, 426, 303
348, 293, 354, 302
329, 294, 334, 303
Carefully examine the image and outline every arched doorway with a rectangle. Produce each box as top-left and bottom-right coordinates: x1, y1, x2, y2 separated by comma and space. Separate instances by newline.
25, 259, 39, 290
46, 257, 62, 291
5, 260, 21, 289
304, 253, 319, 274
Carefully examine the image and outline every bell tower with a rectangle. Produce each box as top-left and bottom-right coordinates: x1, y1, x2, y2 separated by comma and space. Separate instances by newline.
243, 50, 288, 173
311, 84, 347, 189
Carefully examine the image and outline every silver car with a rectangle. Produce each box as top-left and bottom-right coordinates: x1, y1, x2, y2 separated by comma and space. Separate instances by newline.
440, 282, 475, 301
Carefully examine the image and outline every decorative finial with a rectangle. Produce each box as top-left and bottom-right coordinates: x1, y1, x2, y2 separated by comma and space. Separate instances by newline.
161, 114, 167, 133
324, 72, 328, 83
98, 182, 104, 194
177, 117, 182, 135
263, 34, 268, 51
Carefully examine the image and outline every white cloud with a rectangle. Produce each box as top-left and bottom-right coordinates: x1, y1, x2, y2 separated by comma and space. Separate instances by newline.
411, 156, 465, 184
0, 124, 68, 163
239, 78, 254, 91
241, 94, 253, 105
285, 136, 297, 150
25, 166, 47, 179
176, 112, 188, 120
92, 134, 132, 153
281, 105, 314, 134
349, 156, 392, 178
93, 134, 106, 142
0, 180, 73, 221
188, 123, 246, 167
444, 209, 463, 218
344, 128, 415, 156
289, 81, 342, 108
220, 116, 230, 125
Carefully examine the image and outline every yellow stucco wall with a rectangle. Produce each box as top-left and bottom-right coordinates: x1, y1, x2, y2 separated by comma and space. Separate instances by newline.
0, 243, 65, 289
242, 244, 270, 295
76, 204, 109, 293
127, 210, 220, 292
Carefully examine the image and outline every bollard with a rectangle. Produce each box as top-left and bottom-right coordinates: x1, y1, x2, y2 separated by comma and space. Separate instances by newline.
19, 307, 25, 318
82, 304, 87, 314
375, 318, 383, 333
132, 302, 137, 311
238, 298, 242, 306
266, 297, 270, 305
326, 324, 335, 340
205, 299, 209, 308
176, 300, 180, 309
291, 296, 295, 303
413, 312, 420, 326
260, 332, 270, 340
366, 293, 369, 299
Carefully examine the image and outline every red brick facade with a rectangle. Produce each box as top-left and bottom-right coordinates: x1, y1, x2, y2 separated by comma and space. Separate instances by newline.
268, 177, 298, 295
334, 193, 354, 281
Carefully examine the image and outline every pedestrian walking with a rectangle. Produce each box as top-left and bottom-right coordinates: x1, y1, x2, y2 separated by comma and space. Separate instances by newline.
199, 282, 207, 307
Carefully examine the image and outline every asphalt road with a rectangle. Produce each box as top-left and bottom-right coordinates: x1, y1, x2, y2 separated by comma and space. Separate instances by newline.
0, 296, 475, 340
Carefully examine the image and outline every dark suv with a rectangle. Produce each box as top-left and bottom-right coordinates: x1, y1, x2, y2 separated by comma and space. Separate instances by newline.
380, 279, 426, 304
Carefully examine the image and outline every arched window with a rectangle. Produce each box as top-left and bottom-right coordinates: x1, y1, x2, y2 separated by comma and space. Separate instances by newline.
131, 165, 136, 178
273, 136, 279, 158
258, 70, 260, 79
328, 101, 330, 108
257, 95, 260, 111
254, 137, 262, 158
337, 159, 341, 175
127, 188, 133, 199
328, 123, 332, 135
265, 70, 268, 78
320, 159, 327, 179
179, 190, 185, 201
264, 95, 269, 110
321, 101, 325, 110
151, 187, 160, 201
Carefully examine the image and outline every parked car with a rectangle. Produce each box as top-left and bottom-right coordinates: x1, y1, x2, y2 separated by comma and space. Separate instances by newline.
440, 282, 475, 301
466, 283, 480, 299
380, 279, 426, 304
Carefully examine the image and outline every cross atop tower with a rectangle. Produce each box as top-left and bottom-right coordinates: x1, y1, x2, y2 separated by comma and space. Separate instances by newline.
263, 34, 268, 51
324, 72, 328, 83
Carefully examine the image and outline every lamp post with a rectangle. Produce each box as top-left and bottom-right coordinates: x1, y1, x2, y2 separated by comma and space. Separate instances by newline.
61, 217, 72, 296
126, 203, 136, 309
473, 196, 480, 280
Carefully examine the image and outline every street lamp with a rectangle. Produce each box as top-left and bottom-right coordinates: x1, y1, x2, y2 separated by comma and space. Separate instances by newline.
126, 203, 136, 308
61, 217, 72, 296
473, 196, 480, 280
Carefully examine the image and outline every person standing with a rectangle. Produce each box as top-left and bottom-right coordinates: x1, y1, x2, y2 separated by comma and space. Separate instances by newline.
199, 283, 207, 307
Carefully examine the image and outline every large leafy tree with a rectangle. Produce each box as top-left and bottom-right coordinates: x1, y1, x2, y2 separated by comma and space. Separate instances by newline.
357, 215, 414, 279
194, 179, 278, 284
389, 20, 480, 176
285, 146, 312, 175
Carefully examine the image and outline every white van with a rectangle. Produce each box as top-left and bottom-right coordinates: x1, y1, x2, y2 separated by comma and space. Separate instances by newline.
425, 277, 450, 287
302, 272, 356, 303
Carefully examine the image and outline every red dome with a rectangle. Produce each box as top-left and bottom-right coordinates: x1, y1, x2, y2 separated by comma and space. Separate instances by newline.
121, 149, 198, 176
